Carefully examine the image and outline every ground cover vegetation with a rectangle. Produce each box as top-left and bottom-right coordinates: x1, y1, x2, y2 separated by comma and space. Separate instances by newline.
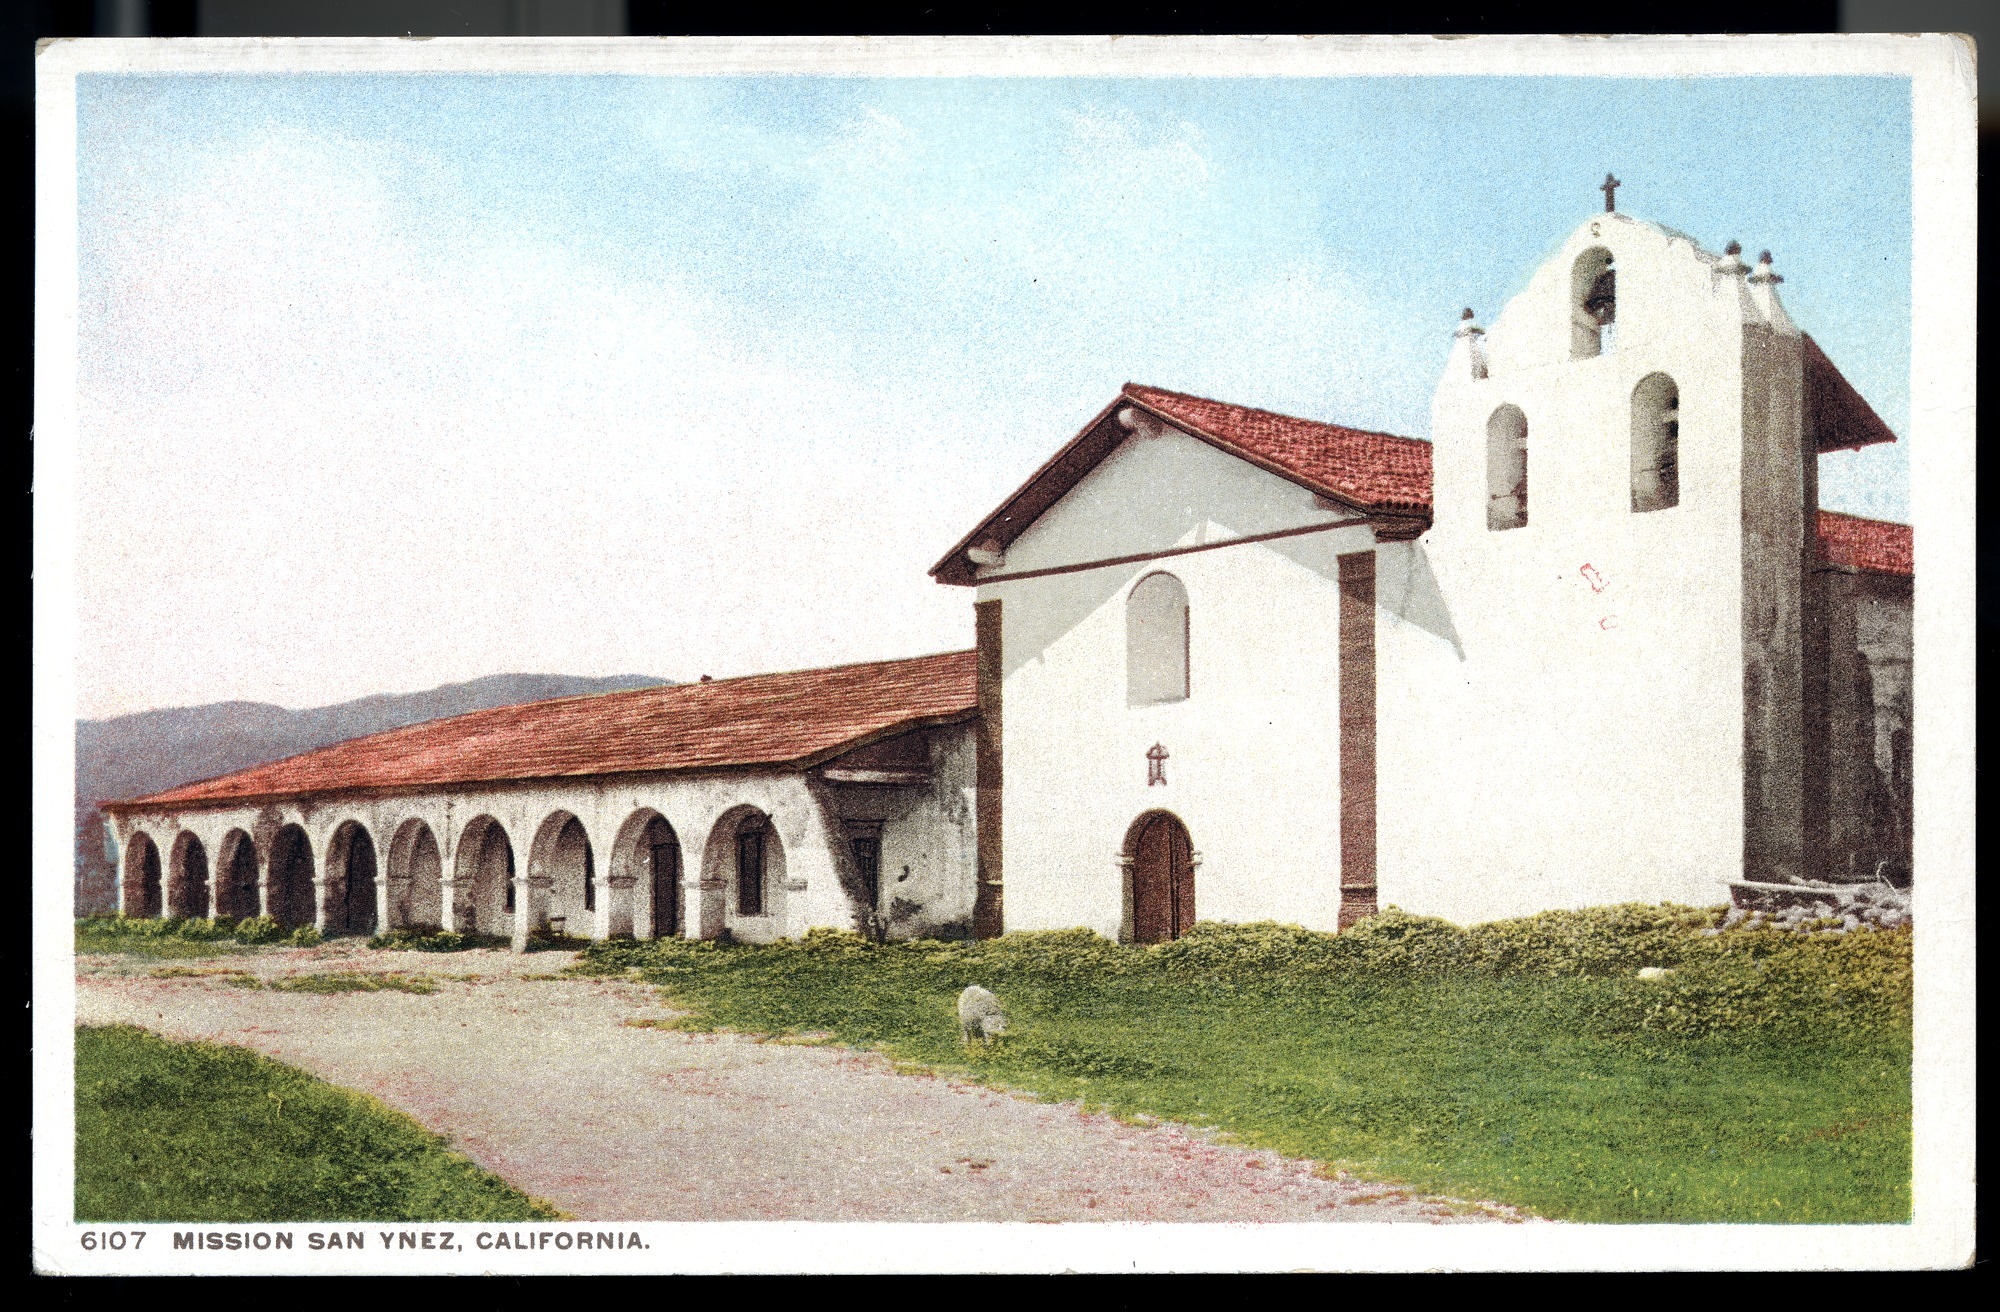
366, 927, 511, 953
75, 1025, 562, 1222
576, 904, 1912, 1223
75, 915, 324, 959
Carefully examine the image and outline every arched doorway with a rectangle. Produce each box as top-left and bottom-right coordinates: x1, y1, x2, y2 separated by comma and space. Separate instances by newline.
1125, 811, 1195, 944
388, 819, 443, 931
168, 832, 210, 920
530, 812, 594, 938
453, 816, 514, 935
267, 825, 315, 928
215, 830, 259, 919
609, 809, 680, 940
121, 832, 162, 919
325, 821, 379, 937
698, 806, 785, 941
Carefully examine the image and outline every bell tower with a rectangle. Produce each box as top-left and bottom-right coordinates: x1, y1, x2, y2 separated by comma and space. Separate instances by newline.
1417, 190, 1813, 899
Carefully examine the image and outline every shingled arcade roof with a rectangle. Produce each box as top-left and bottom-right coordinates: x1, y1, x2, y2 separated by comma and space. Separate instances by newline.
1817, 509, 1914, 577
116, 650, 979, 810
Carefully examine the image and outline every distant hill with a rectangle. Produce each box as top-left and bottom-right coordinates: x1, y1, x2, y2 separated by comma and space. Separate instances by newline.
74, 673, 672, 916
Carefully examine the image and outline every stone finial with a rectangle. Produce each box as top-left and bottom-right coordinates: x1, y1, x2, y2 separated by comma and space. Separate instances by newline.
1453, 307, 1489, 379
1717, 240, 1749, 276
1750, 250, 1784, 285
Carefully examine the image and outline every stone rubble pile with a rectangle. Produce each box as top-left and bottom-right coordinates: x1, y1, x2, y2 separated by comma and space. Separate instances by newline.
1712, 881, 1910, 935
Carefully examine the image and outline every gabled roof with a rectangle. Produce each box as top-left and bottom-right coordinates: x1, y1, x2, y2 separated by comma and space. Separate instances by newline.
1804, 335, 1899, 453
113, 650, 978, 810
933, 383, 1432, 585
1816, 509, 1913, 577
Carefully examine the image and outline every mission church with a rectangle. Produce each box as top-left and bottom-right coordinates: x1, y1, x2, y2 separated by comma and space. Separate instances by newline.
104, 194, 1914, 948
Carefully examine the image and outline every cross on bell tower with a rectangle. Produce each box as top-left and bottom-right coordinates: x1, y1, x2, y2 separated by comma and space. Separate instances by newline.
1600, 173, 1621, 212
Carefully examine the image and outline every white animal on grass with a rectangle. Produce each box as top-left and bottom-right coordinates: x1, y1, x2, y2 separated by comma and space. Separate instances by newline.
957, 984, 1009, 1046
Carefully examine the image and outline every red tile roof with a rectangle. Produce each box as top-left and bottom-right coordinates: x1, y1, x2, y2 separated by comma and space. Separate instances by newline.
116, 650, 978, 810
933, 384, 1432, 584
1817, 510, 1913, 577
1121, 384, 1434, 517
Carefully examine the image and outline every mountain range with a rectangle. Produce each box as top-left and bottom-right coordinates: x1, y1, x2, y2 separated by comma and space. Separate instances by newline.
74, 673, 671, 916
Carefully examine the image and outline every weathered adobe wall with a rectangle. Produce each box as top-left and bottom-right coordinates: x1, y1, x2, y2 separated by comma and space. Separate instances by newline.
1814, 568, 1914, 883
106, 733, 979, 947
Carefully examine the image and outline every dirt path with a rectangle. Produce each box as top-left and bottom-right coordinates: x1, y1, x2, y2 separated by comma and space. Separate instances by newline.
76, 945, 1525, 1223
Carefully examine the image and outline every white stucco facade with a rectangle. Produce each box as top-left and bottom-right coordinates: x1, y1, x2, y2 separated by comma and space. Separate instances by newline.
1378, 214, 1797, 922
976, 428, 1378, 938
964, 213, 1847, 936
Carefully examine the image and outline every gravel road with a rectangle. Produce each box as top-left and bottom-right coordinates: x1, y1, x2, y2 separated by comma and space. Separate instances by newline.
75, 944, 1525, 1224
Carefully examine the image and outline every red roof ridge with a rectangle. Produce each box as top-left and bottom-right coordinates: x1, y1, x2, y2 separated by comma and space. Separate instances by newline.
1121, 382, 1432, 451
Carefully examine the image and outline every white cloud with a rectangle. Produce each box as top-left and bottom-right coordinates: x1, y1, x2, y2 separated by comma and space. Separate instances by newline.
77, 127, 975, 718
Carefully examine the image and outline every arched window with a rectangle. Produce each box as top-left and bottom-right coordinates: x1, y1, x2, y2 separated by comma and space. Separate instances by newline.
1486, 405, 1529, 532
1631, 373, 1681, 512
1126, 572, 1190, 706
1571, 247, 1616, 358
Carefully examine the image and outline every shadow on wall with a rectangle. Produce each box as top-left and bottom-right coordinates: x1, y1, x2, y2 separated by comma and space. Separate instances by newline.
1372, 539, 1466, 661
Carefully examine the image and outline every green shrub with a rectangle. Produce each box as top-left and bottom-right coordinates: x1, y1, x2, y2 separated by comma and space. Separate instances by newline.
289, 925, 323, 948
1464, 903, 1723, 975
232, 916, 284, 945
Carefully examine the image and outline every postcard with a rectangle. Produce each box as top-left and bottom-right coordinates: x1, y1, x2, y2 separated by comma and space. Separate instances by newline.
33, 34, 1977, 1274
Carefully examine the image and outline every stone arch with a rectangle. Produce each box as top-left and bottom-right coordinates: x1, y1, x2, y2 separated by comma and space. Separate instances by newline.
452, 815, 515, 936
387, 818, 443, 931
1122, 809, 1196, 944
1126, 571, 1191, 706
1570, 245, 1616, 358
121, 831, 162, 919
166, 831, 210, 920
611, 809, 681, 940
323, 820, 379, 937
267, 824, 316, 928
1486, 404, 1529, 531
528, 811, 596, 939
699, 805, 787, 940
1630, 371, 1681, 513
215, 829, 260, 920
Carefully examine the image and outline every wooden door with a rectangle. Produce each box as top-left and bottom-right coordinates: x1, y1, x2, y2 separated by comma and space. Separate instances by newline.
651, 839, 680, 938
1132, 813, 1194, 944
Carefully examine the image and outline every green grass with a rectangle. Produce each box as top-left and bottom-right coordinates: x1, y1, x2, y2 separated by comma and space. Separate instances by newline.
264, 972, 437, 995
76, 918, 258, 960
75, 1025, 562, 1222
577, 922, 1912, 1223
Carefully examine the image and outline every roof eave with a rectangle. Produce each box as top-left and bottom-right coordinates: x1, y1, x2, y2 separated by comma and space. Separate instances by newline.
930, 396, 1128, 587
103, 708, 983, 815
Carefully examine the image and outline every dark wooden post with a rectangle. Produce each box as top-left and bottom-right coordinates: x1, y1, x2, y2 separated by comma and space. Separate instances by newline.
1337, 551, 1379, 929
973, 599, 1005, 938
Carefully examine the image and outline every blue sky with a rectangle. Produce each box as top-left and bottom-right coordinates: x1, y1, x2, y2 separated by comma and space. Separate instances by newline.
74, 73, 1912, 716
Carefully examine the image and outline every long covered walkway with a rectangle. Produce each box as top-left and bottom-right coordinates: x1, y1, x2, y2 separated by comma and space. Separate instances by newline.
103, 652, 984, 949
